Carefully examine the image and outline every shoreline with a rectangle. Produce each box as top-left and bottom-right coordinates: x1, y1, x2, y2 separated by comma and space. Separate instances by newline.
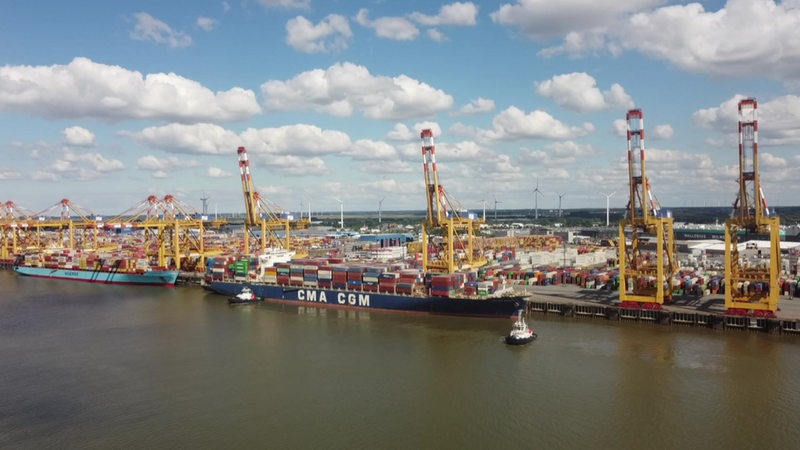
522, 284, 800, 335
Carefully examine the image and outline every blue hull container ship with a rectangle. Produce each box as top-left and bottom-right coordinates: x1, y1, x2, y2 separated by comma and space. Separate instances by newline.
203, 253, 528, 318
14, 265, 180, 286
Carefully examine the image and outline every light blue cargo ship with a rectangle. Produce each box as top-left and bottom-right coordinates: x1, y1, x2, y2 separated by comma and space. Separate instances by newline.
14, 265, 179, 287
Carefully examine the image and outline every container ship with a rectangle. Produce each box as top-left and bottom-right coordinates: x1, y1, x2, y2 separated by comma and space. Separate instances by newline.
202, 252, 528, 318
12, 251, 179, 287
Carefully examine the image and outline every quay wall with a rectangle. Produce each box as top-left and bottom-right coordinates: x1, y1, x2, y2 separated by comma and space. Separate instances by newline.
526, 300, 800, 335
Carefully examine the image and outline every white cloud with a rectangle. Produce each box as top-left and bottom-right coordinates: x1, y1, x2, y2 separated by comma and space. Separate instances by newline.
130, 12, 192, 48
491, 0, 660, 40
412, 122, 442, 138
652, 124, 674, 140
345, 139, 399, 160
124, 123, 353, 159
427, 28, 447, 42
612, 118, 627, 137
31, 170, 59, 181
386, 123, 414, 141
207, 167, 230, 178
240, 124, 352, 156
455, 97, 495, 116
616, 1, 800, 81
62, 126, 95, 147
122, 123, 242, 154
523, 140, 597, 167
197, 17, 217, 31
260, 62, 453, 120
692, 94, 800, 145
480, 106, 595, 141
509, 1, 800, 83
258, 0, 310, 9
436, 140, 486, 161
255, 154, 328, 176
410, 2, 479, 26
40, 150, 125, 180
536, 72, 633, 113
603, 83, 634, 110
0, 170, 23, 180
0, 58, 261, 122
137, 155, 171, 171
63, 150, 124, 173
286, 15, 352, 53
137, 155, 199, 177
355, 9, 420, 41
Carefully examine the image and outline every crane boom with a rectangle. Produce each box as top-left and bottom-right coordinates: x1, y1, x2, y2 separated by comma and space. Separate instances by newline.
238, 146, 258, 227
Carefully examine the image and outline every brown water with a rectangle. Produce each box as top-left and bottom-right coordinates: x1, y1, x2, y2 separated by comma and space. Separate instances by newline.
1, 270, 799, 449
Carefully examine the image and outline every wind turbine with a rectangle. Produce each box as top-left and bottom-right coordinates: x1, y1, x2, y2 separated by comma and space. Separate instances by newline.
333, 198, 344, 230
200, 192, 210, 216
557, 192, 566, 218
378, 197, 385, 224
602, 191, 616, 226
481, 199, 487, 221
494, 195, 502, 220
533, 178, 542, 220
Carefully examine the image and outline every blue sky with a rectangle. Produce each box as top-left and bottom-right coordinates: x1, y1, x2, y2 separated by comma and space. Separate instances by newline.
1, 0, 799, 217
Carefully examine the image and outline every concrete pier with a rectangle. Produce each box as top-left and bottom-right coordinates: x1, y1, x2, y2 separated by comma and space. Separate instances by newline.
523, 284, 800, 335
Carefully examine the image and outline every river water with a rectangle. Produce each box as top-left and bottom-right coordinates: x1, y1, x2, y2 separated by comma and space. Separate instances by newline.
1, 270, 799, 449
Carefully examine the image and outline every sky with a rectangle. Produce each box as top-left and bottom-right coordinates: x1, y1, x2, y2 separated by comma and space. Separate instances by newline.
1, 0, 800, 218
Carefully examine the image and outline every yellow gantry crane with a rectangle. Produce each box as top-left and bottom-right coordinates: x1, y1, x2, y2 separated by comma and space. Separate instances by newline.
103, 194, 222, 271
237, 146, 310, 256
419, 129, 485, 273
1, 201, 40, 259
724, 98, 781, 317
0, 199, 103, 256
618, 109, 678, 307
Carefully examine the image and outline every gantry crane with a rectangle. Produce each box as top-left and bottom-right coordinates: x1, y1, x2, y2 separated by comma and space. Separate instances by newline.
1, 201, 40, 259
618, 109, 678, 307
46, 198, 104, 250
420, 129, 485, 273
0, 199, 103, 253
724, 98, 781, 317
160, 194, 225, 271
103, 195, 224, 271
237, 146, 310, 256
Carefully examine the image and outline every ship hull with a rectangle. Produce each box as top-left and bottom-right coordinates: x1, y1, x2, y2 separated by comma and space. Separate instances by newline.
207, 281, 527, 318
14, 266, 179, 287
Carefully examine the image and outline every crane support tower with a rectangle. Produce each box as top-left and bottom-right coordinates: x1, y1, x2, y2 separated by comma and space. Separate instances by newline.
237, 146, 310, 256
724, 98, 781, 317
618, 109, 678, 307
420, 129, 485, 273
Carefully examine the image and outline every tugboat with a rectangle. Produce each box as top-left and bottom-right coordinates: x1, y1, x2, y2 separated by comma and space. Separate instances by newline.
505, 309, 537, 345
228, 286, 260, 305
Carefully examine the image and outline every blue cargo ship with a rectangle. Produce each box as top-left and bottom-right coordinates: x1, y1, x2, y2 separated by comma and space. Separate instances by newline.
14, 265, 180, 287
205, 281, 527, 317
203, 252, 528, 318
